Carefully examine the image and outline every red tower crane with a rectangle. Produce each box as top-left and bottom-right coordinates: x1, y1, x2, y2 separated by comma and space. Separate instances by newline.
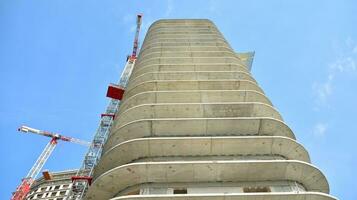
125, 13, 142, 63
11, 125, 90, 200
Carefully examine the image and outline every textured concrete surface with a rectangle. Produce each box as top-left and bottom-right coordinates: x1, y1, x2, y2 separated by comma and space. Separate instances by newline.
110, 193, 336, 200
87, 161, 329, 199
114, 102, 283, 125
85, 19, 335, 200
117, 90, 272, 113
104, 117, 295, 151
123, 80, 264, 100
94, 136, 310, 178
131, 64, 248, 78
127, 71, 257, 88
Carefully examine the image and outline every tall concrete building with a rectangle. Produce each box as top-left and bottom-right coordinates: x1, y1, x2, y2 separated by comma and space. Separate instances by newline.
85, 19, 336, 200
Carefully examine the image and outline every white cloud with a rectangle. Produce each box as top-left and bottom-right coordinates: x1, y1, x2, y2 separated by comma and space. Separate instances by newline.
313, 38, 357, 107
122, 14, 134, 24
129, 24, 136, 33
353, 45, 357, 54
165, 0, 174, 17
209, 0, 216, 12
313, 122, 328, 137
313, 80, 333, 106
345, 37, 354, 47
208, 0, 220, 13
330, 56, 356, 72
122, 14, 137, 33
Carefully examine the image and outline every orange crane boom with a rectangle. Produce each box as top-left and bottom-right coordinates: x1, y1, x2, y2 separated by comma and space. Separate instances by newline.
11, 126, 89, 200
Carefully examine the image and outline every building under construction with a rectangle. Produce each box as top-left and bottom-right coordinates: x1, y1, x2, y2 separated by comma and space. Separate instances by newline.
25, 170, 76, 200
83, 19, 337, 199
14, 18, 337, 200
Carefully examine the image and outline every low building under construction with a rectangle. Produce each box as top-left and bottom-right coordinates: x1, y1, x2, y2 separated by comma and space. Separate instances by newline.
25, 170, 76, 200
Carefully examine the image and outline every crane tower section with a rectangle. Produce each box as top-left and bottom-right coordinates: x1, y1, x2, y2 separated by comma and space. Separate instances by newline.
67, 14, 143, 200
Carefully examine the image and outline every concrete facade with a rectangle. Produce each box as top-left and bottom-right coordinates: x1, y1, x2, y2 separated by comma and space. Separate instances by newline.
85, 19, 336, 200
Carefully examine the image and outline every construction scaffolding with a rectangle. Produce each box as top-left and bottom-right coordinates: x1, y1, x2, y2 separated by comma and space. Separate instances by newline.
67, 59, 135, 199
67, 14, 142, 200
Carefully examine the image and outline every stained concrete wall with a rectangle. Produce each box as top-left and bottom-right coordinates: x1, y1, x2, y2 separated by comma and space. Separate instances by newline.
85, 19, 335, 200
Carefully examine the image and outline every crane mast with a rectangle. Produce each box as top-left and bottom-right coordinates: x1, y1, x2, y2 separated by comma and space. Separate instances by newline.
131, 14, 142, 59
25, 138, 58, 181
67, 14, 143, 200
11, 126, 89, 200
10, 139, 56, 200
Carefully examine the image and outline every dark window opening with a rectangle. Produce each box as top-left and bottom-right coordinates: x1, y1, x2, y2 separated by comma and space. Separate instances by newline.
174, 188, 187, 194
243, 186, 271, 193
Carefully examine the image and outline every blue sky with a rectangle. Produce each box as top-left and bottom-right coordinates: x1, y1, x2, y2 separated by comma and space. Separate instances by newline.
0, 0, 356, 199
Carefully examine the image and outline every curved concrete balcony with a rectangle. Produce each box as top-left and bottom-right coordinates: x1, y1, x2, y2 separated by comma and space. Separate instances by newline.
144, 33, 223, 41
145, 31, 220, 39
146, 29, 218, 35
94, 136, 310, 179
138, 51, 238, 62
134, 57, 243, 70
85, 160, 329, 200
147, 27, 219, 34
149, 19, 214, 26
144, 31, 221, 40
138, 47, 235, 57
136, 56, 241, 67
150, 20, 216, 25
140, 42, 229, 52
147, 20, 220, 35
149, 23, 217, 29
144, 32, 221, 38
115, 103, 283, 126
127, 71, 256, 89
123, 80, 263, 100
117, 90, 272, 114
140, 48, 237, 61
141, 41, 229, 52
141, 38, 228, 48
105, 117, 295, 151
148, 24, 217, 31
131, 64, 247, 77
109, 193, 337, 200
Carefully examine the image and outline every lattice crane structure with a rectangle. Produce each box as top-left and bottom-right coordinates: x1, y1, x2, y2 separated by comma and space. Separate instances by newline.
11, 126, 90, 200
67, 14, 143, 200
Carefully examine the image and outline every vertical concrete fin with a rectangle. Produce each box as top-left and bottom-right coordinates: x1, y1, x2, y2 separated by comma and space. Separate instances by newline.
236, 51, 255, 71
